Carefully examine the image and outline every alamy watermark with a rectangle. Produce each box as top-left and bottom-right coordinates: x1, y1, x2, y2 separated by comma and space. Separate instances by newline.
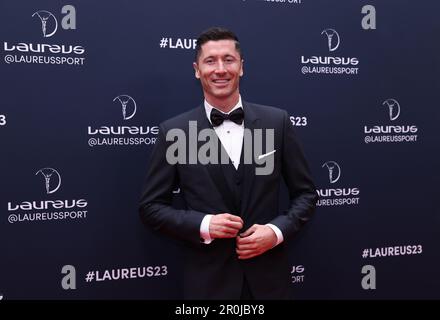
165, 121, 275, 175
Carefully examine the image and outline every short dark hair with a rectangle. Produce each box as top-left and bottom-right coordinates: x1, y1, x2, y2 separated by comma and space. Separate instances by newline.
195, 27, 242, 62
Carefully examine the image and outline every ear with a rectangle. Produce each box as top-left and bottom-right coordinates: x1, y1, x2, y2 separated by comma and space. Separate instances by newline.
239, 59, 244, 77
193, 62, 200, 79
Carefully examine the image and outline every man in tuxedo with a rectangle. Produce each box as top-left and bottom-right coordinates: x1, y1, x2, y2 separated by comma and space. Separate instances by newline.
139, 27, 318, 299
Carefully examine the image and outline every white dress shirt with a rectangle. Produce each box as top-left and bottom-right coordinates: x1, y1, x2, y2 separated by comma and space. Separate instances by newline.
199, 97, 283, 247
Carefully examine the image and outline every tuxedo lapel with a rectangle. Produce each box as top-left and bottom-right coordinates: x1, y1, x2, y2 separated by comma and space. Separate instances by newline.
240, 102, 260, 217
194, 106, 239, 214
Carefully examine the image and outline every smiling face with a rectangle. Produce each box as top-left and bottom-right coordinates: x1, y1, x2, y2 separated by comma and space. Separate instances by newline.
193, 39, 244, 111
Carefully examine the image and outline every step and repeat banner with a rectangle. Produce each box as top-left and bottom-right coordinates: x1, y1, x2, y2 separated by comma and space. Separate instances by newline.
1, 0, 439, 299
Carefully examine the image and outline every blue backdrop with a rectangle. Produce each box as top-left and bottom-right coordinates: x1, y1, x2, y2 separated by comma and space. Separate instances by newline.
1, 0, 439, 299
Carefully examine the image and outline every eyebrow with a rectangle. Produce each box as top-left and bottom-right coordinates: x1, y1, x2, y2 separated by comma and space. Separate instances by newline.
203, 54, 237, 61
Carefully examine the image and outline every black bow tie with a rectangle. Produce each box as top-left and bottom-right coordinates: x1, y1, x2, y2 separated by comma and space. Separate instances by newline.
210, 107, 244, 127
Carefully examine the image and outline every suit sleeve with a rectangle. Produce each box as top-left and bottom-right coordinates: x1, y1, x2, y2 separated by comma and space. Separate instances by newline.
139, 124, 206, 245
269, 111, 319, 241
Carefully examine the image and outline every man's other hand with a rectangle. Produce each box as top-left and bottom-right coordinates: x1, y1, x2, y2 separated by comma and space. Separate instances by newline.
209, 213, 243, 239
236, 224, 277, 259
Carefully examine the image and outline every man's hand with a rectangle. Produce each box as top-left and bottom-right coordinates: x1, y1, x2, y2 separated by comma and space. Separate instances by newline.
236, 224, 277, 259
209, 213, 243, 239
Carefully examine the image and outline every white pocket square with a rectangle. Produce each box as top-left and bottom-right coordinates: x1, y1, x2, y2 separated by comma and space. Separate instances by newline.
258, 150, 276, 160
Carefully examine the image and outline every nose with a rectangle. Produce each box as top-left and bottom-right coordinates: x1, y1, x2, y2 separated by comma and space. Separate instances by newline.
215, 61, 227, 73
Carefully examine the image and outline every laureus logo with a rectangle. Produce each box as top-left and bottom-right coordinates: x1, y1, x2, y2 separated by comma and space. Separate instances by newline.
32, 10, 58, 38
317, 161, 360, 206
321, 28, 340, 52
382, 98, 400, 121
322, 161, 341, 184
35, 168, 61, 194
113, 95, 137, 120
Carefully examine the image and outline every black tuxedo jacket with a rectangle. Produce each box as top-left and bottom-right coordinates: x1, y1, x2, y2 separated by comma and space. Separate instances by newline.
139, 101, 318, 299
